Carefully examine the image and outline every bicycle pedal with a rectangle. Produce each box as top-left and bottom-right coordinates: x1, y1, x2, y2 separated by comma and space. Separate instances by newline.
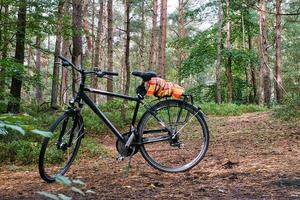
116, 154, 124, 161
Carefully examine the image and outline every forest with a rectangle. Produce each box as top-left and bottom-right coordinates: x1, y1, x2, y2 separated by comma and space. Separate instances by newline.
0, 0, 300, 199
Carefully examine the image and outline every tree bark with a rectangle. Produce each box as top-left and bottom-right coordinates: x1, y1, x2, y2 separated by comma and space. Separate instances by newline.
51, 0, 64, 109
248, 31, 257, 104
72, 0, 83, 96
215, 0, 222, 104
92, 0, 104, 102
258, 0, 271, 106
148, 0, 158, 71
225, 0, 233, 103
35, 36, 43, 104
60, 2, 70, 105
0, 4, 8, 101
139, 1, 145, 71
7, 0, 27, 113
177, 0, 186, 77
275, 0, 283, 103
121, 0, 131, 119
159, 0, 167, 78
83, 0, 92, 63
124, 0, 130, 96
107, 0, 113, 100
91, 0, 95, 66
60, 38, 70, 105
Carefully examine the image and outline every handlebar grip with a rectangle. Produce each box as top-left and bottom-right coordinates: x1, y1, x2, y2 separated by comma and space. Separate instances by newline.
103, 71, 119, 76
58, 55, 71, 67
58, 55, 68, 62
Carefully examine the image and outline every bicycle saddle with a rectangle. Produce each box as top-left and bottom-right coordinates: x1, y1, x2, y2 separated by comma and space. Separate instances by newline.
132, 71, 157, 82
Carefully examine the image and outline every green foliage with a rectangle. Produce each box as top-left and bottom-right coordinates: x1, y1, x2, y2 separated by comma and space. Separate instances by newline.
274, 94, 300, 121
0, 140, 39, 164
56, 176, 72, 186
81, 138, 109, 158
71, 187, 85, 196
31, 129, 53, 138
200, 103, 268, 116
38, 176, 95, 199
37, 192, 60, 200
0, 121, 25, 136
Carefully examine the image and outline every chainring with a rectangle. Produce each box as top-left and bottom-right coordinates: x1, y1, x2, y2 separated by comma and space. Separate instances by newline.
116, 132, 139, 157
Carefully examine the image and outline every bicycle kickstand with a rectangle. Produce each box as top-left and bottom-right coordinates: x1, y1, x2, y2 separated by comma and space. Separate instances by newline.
123, 147, 136, 178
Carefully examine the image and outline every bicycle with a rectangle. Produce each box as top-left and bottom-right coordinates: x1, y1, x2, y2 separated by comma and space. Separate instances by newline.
39, 56, 209, 183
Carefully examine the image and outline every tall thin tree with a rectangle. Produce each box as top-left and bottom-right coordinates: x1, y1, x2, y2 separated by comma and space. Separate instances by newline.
275, 0, 283, 103
0, 4, 9, 102
159, 0, 167, 78
72, 0, 83, 96
51, 0, 64, 109
35, 36, 43, 104
92, 0, 104, 101
215, 0, 223, 104
139, 1, 145, 70
225, 0, 233, 103
258, 0, 271, 105
7, 0, 27, 113
148, 0, 158, 71
107, 0, 114, 100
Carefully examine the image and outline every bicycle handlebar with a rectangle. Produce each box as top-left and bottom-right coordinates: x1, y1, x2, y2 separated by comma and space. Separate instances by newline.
57, 55, 118, 78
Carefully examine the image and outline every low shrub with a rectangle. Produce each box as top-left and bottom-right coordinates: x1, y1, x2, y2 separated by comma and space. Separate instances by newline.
274, 94, 300, 120
200, 103, 268, 116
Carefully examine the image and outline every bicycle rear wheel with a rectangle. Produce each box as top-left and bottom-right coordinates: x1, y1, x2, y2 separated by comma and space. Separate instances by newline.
39, 113, 84, 183
139, 99, 209, 172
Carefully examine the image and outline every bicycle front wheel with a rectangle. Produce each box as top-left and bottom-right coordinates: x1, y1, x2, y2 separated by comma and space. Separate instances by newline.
39, 113, 84, 183
139, 99, 209, 172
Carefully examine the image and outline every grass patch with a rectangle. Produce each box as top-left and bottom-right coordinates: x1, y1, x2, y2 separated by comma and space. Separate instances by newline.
80, 138, 110, 158
200, 103, 268, 116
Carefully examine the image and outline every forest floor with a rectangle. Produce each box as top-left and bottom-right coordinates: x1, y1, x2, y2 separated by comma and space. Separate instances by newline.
0, 112, 300, 199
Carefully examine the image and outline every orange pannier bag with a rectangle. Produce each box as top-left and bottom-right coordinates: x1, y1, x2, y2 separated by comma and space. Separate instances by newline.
146, 77, 184, 100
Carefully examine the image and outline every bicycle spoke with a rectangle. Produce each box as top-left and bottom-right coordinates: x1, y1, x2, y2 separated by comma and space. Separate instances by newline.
140, 100, 209, 172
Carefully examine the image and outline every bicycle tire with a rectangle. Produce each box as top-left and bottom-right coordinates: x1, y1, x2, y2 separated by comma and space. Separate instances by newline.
138, 99, 209, 172
39, 113, 84, 183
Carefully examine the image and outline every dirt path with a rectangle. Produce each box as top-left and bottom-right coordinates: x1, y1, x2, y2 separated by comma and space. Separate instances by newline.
0, 112, 299, 199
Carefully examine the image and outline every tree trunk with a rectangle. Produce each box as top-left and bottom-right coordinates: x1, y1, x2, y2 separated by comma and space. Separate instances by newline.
7, 0, 27, 113
248, 32, 257, 104
215, 0, 222, 104
0, 4, 8, 101
148, 0, 158, 71
107, 0, 113, 100
0, 1, 2, 54
60, 2, 70, 105
60, 38, 70, 105
275, 0, 283, 103
139, 1, 145, 71
91, 0, 95, 66
177, 0, 186, 81
121, 0, 131, 119
72, 0, 83, 96
124, 0, 130, 96
258, 0, 271, 106
83, 0, 92, 64
35, 36, 43, 104
92, 0, 104, 102
159, 0, 167, 78
225, 0, 233, 103
51, 0, 64, 109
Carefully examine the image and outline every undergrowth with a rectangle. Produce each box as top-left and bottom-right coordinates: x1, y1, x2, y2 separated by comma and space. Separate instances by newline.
274, 94, 300, 121
200, 103, 268, 116
0, 99, 269, 165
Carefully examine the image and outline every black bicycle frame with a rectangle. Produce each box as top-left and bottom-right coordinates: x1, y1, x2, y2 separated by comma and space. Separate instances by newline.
73, 85, 142, 143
